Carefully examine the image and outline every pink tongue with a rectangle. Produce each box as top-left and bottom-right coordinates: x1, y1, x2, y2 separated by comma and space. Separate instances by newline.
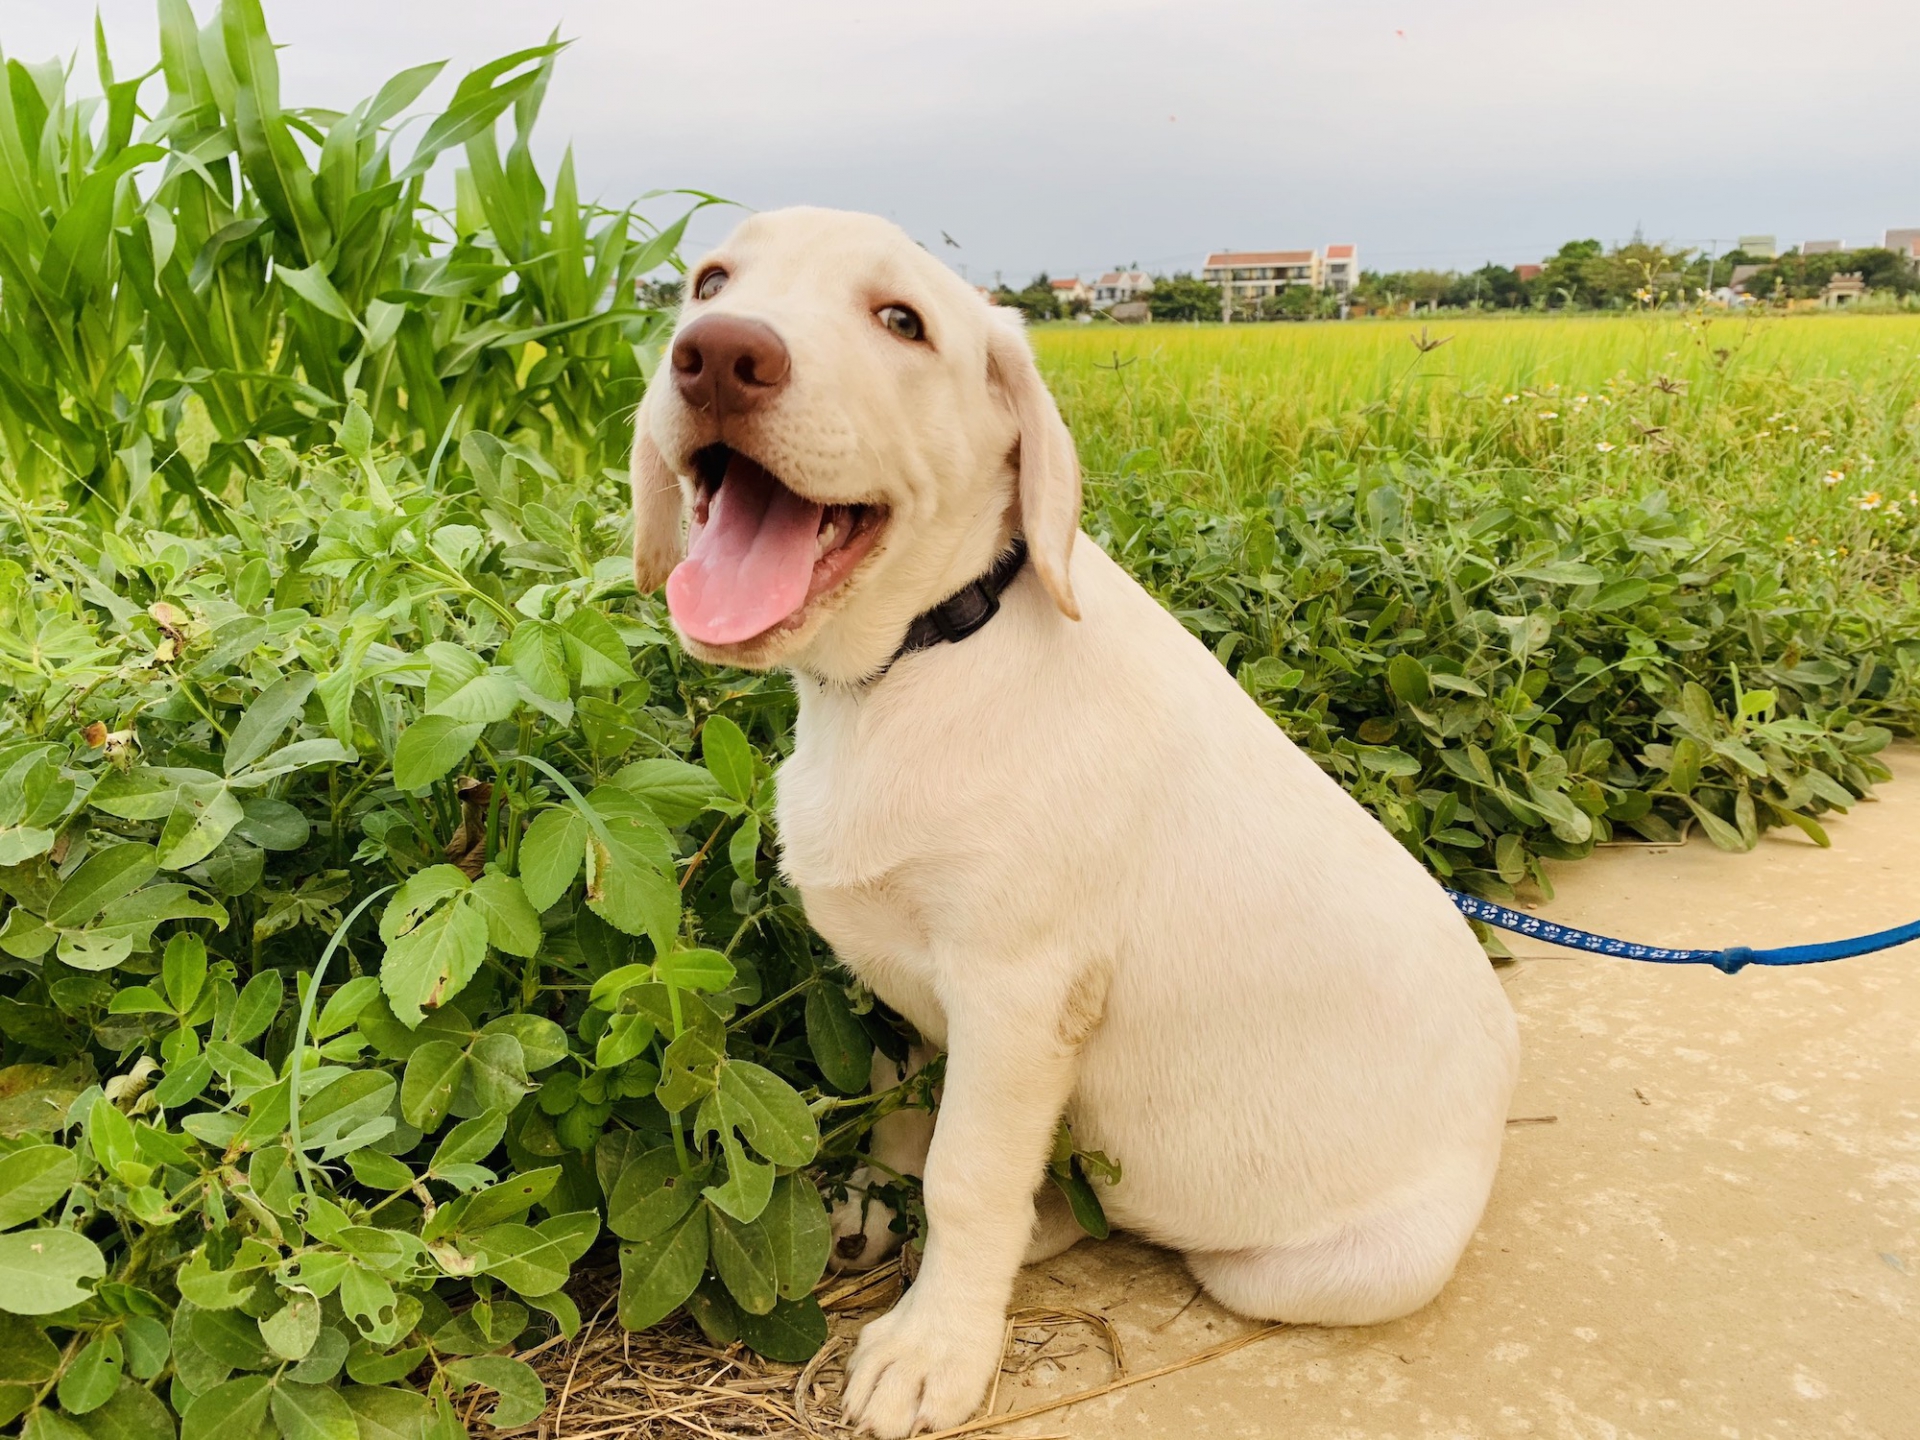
667, 453, 825, 645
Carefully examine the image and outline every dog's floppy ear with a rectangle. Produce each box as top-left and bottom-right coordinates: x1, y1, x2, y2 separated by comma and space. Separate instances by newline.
987, 311, 1082, 620
630, 382, 686, 593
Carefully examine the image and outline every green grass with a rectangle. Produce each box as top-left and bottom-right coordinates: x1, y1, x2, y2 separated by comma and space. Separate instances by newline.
1037, 314, 1920, 590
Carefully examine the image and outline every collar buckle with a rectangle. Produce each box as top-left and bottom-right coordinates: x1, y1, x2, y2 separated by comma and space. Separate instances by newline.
928, 580, 1000, 643
887, 537, 1029, 669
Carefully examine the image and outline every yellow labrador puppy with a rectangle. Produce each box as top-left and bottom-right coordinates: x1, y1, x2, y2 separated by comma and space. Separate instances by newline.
631, 207, 1520, 1437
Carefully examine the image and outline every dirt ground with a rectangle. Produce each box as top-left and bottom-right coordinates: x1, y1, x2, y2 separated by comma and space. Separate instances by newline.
966, 747, 1920, 1440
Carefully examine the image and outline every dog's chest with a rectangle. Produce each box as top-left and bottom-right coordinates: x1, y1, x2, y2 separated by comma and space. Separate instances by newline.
772, 692, 953, 1038
799, 873, 940, 1014
781, 838, 948, 1044
776, 754, 932, 954
773, 685, 946, 890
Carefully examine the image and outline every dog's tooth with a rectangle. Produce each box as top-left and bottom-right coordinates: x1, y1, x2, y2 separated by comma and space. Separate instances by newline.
816, 520, 838, 555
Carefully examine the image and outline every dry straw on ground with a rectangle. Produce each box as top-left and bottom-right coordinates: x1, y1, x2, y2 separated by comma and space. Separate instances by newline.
510, 1257, 1285, 1440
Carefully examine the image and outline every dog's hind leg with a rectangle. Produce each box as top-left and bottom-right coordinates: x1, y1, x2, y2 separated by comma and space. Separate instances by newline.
1023, 1179, 1088, 1265
1183, 1174, 1491, 1327
829, 1044, 937, 1271
828, 1048, 1090, 1273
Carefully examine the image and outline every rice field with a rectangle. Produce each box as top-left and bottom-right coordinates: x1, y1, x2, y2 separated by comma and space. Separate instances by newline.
1035, 314, 1920, 587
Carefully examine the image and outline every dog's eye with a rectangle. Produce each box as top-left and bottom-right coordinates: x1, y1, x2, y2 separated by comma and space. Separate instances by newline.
878, 304, 925, 342
694, 268, 729, 301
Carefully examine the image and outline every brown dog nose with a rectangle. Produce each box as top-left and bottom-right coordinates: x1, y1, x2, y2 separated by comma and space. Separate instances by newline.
671, 314, 791, 414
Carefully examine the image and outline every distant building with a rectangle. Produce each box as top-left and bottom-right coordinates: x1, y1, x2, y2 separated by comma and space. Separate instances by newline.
1821, 272, 1867, 307
1884, 228, 1920, 257
1515, 263, 1543, 282
1091, 271, 1153, 311
1110, 300, 1152, 324
1738, 235, 1778, 260
1321, 244, 1360, 296
1202, 250, 1321, 303
1800, 239, 1843, 255
1049, 277, 1091, 307
1728, 264, 1766, 294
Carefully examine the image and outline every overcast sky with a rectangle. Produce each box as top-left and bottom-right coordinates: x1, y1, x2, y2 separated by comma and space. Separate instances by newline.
9, 0, 1920, 281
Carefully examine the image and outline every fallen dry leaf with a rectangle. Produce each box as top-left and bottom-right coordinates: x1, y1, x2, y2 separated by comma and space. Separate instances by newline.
446, 777, 494, 879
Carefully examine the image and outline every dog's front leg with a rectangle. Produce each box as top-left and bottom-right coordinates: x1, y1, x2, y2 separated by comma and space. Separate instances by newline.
840, 964, 1091, 1437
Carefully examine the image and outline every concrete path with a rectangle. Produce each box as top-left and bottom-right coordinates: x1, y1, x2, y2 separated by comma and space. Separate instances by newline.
983, 748, 1920, 1440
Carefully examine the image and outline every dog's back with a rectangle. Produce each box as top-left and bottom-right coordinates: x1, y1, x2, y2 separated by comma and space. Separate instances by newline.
781, 533, 1519, 1278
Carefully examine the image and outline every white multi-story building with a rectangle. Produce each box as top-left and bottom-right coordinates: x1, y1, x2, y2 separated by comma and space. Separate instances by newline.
1202, 249, 1319, 302
1321, 244, 1359, 296
1201, 246, 1360, 302
1091, 271, 1153, 310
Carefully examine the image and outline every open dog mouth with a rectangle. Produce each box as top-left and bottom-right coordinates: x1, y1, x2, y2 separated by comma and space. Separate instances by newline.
666, 444, 888, 647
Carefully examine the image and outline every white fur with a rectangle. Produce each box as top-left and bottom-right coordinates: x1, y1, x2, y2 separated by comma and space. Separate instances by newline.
633, 208, 1521, 1438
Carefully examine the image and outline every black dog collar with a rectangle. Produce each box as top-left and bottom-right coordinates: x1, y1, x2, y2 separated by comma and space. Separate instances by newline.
890, 538, 1028, 664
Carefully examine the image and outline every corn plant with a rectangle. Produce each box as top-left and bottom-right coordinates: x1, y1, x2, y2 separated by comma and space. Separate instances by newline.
0, 0, 702, 522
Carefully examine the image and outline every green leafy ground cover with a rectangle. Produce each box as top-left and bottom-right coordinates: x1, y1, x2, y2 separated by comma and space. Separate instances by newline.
0, 427, 869, 1440
0, 6, 1917, 1439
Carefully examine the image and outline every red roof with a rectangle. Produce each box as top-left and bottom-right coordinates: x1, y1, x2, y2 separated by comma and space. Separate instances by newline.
1095, 271, 1149, 286
1324, 244, 1355, 259
1049, 278, 1083, 289
1515, 264, 1542, 281
1204, 250, 1315, 267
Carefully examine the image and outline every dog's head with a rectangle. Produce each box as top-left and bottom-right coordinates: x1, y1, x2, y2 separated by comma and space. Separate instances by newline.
631, 207, 1081, 680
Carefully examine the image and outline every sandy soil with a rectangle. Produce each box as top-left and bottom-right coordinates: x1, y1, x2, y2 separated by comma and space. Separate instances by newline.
968, 748, 1920, 1440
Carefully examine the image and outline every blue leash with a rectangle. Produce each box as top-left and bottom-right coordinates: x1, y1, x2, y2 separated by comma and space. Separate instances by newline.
1445, 890, 1920, 975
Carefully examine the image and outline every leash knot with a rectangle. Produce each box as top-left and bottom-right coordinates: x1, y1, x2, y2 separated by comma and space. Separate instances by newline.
1712, 946, 1754, 975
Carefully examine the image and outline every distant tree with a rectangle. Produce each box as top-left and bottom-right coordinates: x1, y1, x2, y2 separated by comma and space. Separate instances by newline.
1587, 241, 1694, 306
1538, 239, 1604, 308
1851, 247, 1918, 292
1673, 248, 1738, 296
1355, 269, 1452, 312
1259, 285, 1321, 321
1729, 247, 1918, 301
1148, 272, 1223, 322
1337, 236, 1859, 315
1446, 264, 1525, 309
1351, 269, 1389, 308
993, 273, 1063, 322
637, 277, 684, 309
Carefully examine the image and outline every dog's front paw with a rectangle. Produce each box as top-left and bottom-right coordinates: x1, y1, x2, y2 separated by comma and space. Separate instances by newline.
842, 1287, 1003, 1437
829, 1168, 905, 1272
